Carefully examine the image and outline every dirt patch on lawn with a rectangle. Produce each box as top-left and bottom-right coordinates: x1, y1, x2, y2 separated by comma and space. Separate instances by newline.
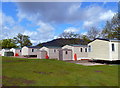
10, 56, 28, 58
33, 71, 53, 75
2, 76, 35, 86
3, 60, 29, 63
3, 60, 16, 63
11, 56, 37, 59
94, 70, 103, 73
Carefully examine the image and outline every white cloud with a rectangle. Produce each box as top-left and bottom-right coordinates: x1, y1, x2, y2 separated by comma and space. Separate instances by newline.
99, 10, 115, 21
23, 30, 37, 36
16, 2, 84, 23
37, 21, 54, 33
68, 4, 81, 14
22, 21, 55, 45
2, 3, 117, 45
1, 13, 22, 39
81, 32, 87, 35
1, 12, 55, 45
2, 25, 25, 39
85, 5, 103, 18
64, 27, 80, 33
53, 35, 58, 39
30, 39, 40, 45
35, 21, 55, 42
16, 2, 117, 30
83, 6, 115, 28
83, 21, 94, 27
2, 13, 16, 27
17, 10, 26, 22
0, 12, 2, 27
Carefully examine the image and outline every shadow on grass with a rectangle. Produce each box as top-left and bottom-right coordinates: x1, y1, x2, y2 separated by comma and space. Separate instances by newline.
33, 71, 53, 75
2, 76, 36, 86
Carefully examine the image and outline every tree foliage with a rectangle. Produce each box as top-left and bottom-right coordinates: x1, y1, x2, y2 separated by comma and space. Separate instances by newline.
59, 32, 80, 39
0, 39, 17, 49
111, 13, 120, 39
102, 13, 120, 40
101, 21, 114, 39
13, 33, 32, 48
81, 35, 91, 42
87, 27, 100, 40
57, 32, 91, 46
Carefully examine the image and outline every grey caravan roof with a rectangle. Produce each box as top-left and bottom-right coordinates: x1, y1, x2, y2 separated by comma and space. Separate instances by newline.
68, 44, 87, 47
26, 46, 42, 49
44, 46, 62, 49
94, 38, 120, 42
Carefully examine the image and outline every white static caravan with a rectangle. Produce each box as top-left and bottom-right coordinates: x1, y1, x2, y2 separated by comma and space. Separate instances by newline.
62, 44, 88, 60
10, 48, 22, 56
40, 46, 61, 59
58, 48, 72, 61
37, 50, 47, 59
0, 49, 10, 56
22, 46, 41, 57
88, 38, 120, 61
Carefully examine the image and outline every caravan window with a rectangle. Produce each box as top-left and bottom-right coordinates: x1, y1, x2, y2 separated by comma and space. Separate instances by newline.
85, 48, 87, 52
65, 51, 68, 54
54, 49, 56, 53
32, 49, 34, 52
112, 43, 115, 51
20, 50, 21, 52
88, 45, 91, 52
80, 48, 83, 52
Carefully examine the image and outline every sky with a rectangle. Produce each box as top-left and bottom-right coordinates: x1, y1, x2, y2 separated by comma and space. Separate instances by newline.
1, 1, 118, 45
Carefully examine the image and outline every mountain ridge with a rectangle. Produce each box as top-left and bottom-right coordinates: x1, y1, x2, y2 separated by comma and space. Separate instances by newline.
36, 38, 91, 47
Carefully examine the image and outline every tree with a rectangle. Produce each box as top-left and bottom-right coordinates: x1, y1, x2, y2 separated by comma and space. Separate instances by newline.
87, 27, 100, 40
81, 35, 91, 44
59, 32, 80, 39
1, 39, 17, 49
101, 12, 120, 40
111, 13, 120, 39
101, 21, 114, 39
59, 32, 69, 39
13, 33, 32, 48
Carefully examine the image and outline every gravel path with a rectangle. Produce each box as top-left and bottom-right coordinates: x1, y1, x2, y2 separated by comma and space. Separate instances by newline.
65, 60, 105, 66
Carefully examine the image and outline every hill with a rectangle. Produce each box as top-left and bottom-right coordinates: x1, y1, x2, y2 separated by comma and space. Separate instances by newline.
37, 38, 91, 47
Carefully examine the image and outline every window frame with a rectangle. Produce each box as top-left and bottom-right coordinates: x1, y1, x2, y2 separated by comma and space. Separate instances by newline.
85, 48, 87, 52
111, 43, 115, 52
88, 45, 91, 52
80, 48, 83, 52
32, 49, 34, 52
54, 49, 56, 53
65, 51, 68, 54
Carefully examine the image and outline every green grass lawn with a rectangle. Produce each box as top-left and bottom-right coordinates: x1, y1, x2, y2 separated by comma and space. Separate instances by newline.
2, 56, 119, 86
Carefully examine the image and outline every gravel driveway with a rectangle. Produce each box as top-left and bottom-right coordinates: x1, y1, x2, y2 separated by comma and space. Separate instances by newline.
65, 60, 105, 66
